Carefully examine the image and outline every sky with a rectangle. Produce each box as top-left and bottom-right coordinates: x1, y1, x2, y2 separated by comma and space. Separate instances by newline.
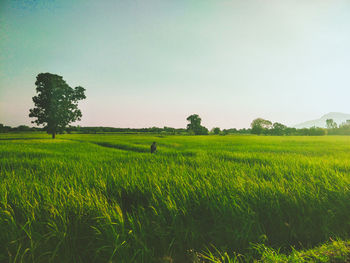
1, 0, 350, 129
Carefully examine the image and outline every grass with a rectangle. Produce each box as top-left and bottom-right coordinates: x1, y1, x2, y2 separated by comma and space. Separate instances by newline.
1, 133, 350, 262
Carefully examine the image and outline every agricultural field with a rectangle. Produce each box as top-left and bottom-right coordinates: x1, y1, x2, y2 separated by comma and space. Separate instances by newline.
1, 133, 350, 262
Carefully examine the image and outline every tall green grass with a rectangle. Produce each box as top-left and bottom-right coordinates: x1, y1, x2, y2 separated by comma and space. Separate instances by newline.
1, 133, 350, 262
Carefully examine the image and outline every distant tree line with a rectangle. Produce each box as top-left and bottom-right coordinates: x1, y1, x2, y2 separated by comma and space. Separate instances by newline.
325, 119, 350, 135
0, 123, 252, 135
0, 123, 189, 134
248, 118, 350, 136
211, 128, 251, 135
250, 118, 327, 136
4, 116, 350, 136
65, 126, 188, 134
0, 124, 43, 133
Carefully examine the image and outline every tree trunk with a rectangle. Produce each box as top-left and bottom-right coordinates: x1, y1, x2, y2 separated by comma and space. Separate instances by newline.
52, 132, 55, 139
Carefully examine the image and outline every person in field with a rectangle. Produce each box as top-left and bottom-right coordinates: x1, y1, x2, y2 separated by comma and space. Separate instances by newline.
151, 142, 157, 154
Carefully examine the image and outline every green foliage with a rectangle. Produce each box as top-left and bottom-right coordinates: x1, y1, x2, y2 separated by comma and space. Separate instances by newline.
251, 118, 272, 134
0, 123, 11, 133
271, 122, 287, 135
245, 239, 350, 262
326, 120, 350, 135
211, 127, 221, 135
326, 119, 338, 129
190, 239, 350, 262
297, 127, 327, 136
222, 128, 251, 135
29, 73, 86, 138
250, 118, 328, 136
1, 134, 350, 262
186, 114, 209, 135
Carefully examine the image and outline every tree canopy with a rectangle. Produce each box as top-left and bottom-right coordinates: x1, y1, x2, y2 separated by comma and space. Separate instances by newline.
29, 73, 86, 138
212, 127, 221, 135
251, 118, 272, 135
186, 114, 209, 135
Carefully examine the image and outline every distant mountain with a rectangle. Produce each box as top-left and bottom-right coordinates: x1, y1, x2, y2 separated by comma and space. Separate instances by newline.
293, 112, 350, 128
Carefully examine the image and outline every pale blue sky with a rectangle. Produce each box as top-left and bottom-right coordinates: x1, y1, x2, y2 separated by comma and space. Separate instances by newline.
1, 0, 349, 129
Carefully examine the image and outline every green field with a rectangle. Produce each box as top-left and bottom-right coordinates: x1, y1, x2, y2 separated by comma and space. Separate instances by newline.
1, 133, 350, 262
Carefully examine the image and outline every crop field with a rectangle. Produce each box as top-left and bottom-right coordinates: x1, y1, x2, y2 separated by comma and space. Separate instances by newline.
1, 133, 350, 262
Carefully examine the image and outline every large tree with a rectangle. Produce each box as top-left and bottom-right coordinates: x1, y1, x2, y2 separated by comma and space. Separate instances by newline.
272, 122, 287, 135
251, 118, 272, 135
186, 114, 208, 135
29, 73, 86, 138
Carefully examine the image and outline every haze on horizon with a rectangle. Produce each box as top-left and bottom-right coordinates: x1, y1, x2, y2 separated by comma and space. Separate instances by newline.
1, 0, 350, 129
